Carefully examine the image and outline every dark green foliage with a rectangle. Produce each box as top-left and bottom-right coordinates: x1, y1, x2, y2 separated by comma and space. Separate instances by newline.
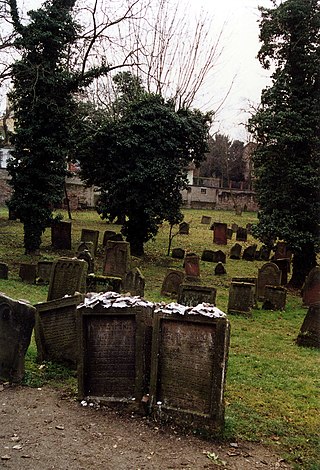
248, 0, 320, 287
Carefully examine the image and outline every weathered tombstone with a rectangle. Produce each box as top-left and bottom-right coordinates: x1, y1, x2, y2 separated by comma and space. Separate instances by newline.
184, 254, 200, 281
301, 266, 320, 307
35, 293, 83, 367
296, 303, 320, 349
80, 229, 99, 255
37, 260, 53, 285
232, 277, 257, 307
242, 244, 257, 261
0, 262, 8, 279
77, 293, 153, 409
19, 263, 37, 284
104, 241, 131, 278
227, 228, 233, 240
259, 245, 271, 261
214, 262, 227, 275
179, 222, 189, 235
229, 243, 242, 260
171, 248, 185, 259
213, 222, 228, 245
102, 230, 117, 246
123, 267, 145, 297
86, 274, 122, 293
77, 249, 94, 274
262, 286, 287, 311
273, 241, 292, 261
236, 227, 247, 242
273, 258, 290, 285
109, 233, 124, 242
257, 262, 282, 301
231, 223, 238, 233
227, 282, 256, 316
201, 250, 214, 262
47, 257, 88, 301
150, 304, 230, 436
0, 293, 35, 382
212, 250, 226, 263
161, 269, 185, 297
201, 215, 212, 225
76, 240, 95, 258
178, 284, 217, 307
51, 221, 72, 250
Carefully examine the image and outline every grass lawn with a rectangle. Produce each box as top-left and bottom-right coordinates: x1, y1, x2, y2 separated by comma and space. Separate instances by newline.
0, 207, 319, 470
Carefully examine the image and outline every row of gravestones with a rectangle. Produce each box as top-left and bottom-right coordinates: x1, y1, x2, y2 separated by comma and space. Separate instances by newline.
178, 219, 250, 244
0, 291, 230, 437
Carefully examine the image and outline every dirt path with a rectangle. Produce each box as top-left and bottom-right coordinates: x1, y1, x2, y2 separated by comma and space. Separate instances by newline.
0, 385, 291, 470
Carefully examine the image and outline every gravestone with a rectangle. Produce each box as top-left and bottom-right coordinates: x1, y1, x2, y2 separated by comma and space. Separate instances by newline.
47, 257, 88, 301
102, 230, 117, 246
201, 215, 212, 225
232, 277, 257, 307
212, 250, 226, 263
0, 293, 35, 382
273, 241, 292, 261
86, 274, 122, 293
214, 262, 227, 275
236, 227, 247, 242
51, 221, 72, 250
296, 303, 320, 349
171, 248, 185, 259
179, 222, 189, 235
161, 270, 185, 297
150, 305, 230, 436
227, 282, 256, 316
123, 268, 145, 297
184, 254, 200, 281
104, 241, 131, 278
201, 250, 214, 262
37, 261, 53, 285
76, 241, 95, 258
229, 243, 242, 260
257, 262, 282, 300
109, 233, 124, 242
19, 263, 37, 284
0, 262, 8, 279
213, 222, 227, 245
260, 245, 271, 261
77, 293, 153, 409
301, 266, 320, 307
231, 223, 238, 233
80, 229, 99, 255
242, 244, 257, 261
77, 249, 94, 274
227, 228, 233, 240
262, 286, 287, 311
35, 293, 83, 367
273, 258, 290, 285
178, 284, 216, 307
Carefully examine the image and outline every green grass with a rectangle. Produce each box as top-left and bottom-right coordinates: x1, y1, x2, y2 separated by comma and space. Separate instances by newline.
0, 207, 319, 469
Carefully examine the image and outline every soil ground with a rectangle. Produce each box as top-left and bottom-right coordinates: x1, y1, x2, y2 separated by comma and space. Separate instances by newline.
0, 384, 292, 470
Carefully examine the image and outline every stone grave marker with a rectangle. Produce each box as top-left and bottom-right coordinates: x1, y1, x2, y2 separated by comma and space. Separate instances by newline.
227, 228, 233, 240
227, 282, 256, 316
257, 262, 282, 301
212, 250, 226, 263
213, 222, 227, 245
19, 263, 37, 284
259, 245, 271, 261
123, 268, 145, 297
150, 304, 230, 436
80, 229, 99, 255
37, 261, 53, 285
242, 244, 257, 261
76, 240, 94, 258
184, 254, 200, 281
104, 241, 131, 278
161, 270, 185, 297
301, 266, 320, 307
201, 250, 214, 262
77, 293, 153, 409
236, 227, 247, 242
0, 262, 8, 279
77, 249, 94, 274
0, 293, 35, 382
231, 223, 238, 233
273, 241, 292, 261
51, 221, 72, 250
47, 257, 88, 301
178, 284, 217, 307
86, 274, 122, 293
35, 293, 83, 367
273, 258, 290, 285
296, 302, 320, 349
214, 262, 227, 275
262, 286, 287, 311
201, 215, 212, 225
232, 277, 257, 307
109, 233, 124, 242
229, 243, 242, 260
179, 222, 189, 235
102, 230, 117, 246
171, 248, 185, 259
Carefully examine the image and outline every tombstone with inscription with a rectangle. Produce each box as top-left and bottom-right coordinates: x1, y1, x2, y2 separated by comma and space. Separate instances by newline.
104, 241, 131, 278
80, 229, 99, 255
229, 243, 242, 260
47, 258, 88, 301
77, 249, 94, 274
213, 222, 228, 245
232, 277, 257, 307
257, 262, 282, 300
150, 303, 230, 436
19, 263, 37, 284
179, 222, 189, 235
273, 258, 290, 285
242, 244, 257, 261
178, 284, 216, 307
227, 281, 256, 316
201, 215, 212, 225
0, 293, 35, 382
35, 293, 83, 367
161, 270, 185, 297
236, 227, 247, 242
0, 262, 8, 279
171, 248, 185, 259
77, 293, 153, 409
102, 230, 117, 246
301, 267, 320, 307
262, 286, 287, 311
37, 261, 53, 285
214, 262, 227, 275
212, 250, 226, 263
51, 221, 72, 250
123, 268, 145, 297
296, 303, 320, 349
184, 254, 200, 281
86, 274, 122, 293
201, 250, 214, 262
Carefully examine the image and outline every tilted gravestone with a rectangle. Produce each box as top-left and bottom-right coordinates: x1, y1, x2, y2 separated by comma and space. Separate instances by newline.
213, 222, 227, 245
178, 284, 217, 307
201, 215, 212, 225
47, 258, 88, 301
257, 262, 282, 301
0, 262, 8, 279
301, 266, 320, 307
86, 274, 122, 293
104, 241, 131, 278
123, 267, 145, 297
236, 227, 247, 242
150, 304, 230, 436
242, 244, 257, 261
80, 229, 99, 255
229, 243, 242, 260
161, 269, 185, 297
0, 293, 35, 382
77, 249, 94, 274
179, 222, 189, 235
184, 254, 200, 281
227, 281, 256, 316
262, 286, 287, 311
296, 302, 320, 349
171, 248, 185, 259
214, 262, 227, 275
102, 230, 117, 246
77, 293, 153, 410
37, 261, 53, 285
51, 221, 72, 250
19, 263, 37, 284
273, 258, 290, 285
35, 293, 83, 367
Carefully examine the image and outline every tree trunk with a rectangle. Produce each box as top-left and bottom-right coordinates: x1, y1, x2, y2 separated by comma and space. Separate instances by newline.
288, 243, 317, 289
129, 238, 144, 257
23, 220, 43, 254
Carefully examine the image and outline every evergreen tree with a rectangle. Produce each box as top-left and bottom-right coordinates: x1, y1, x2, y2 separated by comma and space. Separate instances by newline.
248, 0, 320, 287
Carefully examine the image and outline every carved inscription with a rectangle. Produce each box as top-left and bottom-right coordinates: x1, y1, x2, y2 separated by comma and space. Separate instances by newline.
48, 259, 87, 301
